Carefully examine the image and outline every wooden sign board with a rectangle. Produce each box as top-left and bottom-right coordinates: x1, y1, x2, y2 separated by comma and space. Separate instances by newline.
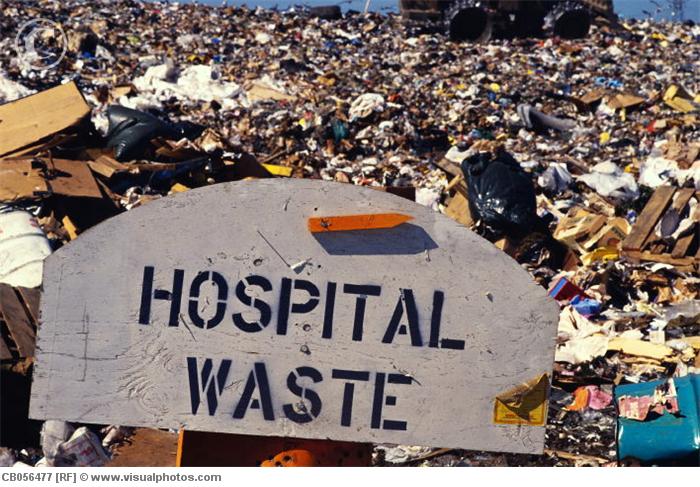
30, 180, 558, 454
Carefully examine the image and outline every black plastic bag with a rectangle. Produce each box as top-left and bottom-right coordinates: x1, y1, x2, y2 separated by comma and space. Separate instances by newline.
105, 106, 204, 161
461, 150, 538, 237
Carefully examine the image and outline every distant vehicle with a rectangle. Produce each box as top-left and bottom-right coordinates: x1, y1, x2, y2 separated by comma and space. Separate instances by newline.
398, 0, 616, 41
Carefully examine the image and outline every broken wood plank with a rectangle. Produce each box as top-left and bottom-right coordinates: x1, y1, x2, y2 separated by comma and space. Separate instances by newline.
87, 155, 130, 179
622, 186, 676, 251
671, 188, 695, 213
648, 242, 666, 254
638, 251, 695, 266
433, 158, 462, 178
672, 229, 697, 258
258, 149, 291, 165
625, 250, 695, 270
15, 287, 40, 325
444, 174, 464, 193
0, 285, 35, 358
665, 187, 696, 256
671, 190, 700, 261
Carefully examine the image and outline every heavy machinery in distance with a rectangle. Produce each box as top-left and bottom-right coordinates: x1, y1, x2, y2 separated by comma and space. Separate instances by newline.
398, 0, 616, 41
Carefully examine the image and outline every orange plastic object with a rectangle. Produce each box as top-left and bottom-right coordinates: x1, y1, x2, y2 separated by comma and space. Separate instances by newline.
566, 386, 590, 411
308, 213, 413, 233
260, 449, 318, 467
177, 431, 372, 466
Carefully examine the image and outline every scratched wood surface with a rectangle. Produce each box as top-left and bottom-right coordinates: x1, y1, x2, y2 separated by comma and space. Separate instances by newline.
0, 284, 37, 358
30, 180, 558, 454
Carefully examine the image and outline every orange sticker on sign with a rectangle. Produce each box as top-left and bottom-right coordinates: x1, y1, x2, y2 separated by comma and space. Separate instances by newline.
308, 213, 412, 233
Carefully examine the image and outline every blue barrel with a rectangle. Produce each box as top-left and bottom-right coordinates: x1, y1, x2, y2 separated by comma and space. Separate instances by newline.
615, 374, 700, 463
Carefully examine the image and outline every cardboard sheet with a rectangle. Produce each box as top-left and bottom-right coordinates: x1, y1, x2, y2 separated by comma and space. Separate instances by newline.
0, 82, 90, 158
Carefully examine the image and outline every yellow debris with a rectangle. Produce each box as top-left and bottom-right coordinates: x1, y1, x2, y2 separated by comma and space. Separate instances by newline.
261, 164, 293, 177
581, 246, 619, 265
607, 338, 673, 361
170, 183, 190, 193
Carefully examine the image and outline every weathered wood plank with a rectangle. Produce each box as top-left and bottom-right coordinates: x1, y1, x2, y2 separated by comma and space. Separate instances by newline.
672, 230, 696, 258
665, 187, 696, 256
671, 188, 695, 213
30, 180, 558, 454
0, 285, 35, 357
433, 158, 462, 178
648, 188, 695, 259
16, 287, 41, 325
623, 186, 676, 251
633, 251, 695, 269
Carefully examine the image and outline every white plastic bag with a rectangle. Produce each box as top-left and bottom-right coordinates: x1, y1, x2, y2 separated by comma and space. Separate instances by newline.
578, 162, 639, 201
0, 210, 52, 288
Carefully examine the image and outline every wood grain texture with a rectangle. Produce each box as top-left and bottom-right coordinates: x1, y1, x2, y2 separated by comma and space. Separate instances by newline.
0, 285, 36, 357
622, 186, 675, 251
16, 287, 41, 324
672, 230, 696, 258
668, 188, 696, 258
30, 180, 558, 454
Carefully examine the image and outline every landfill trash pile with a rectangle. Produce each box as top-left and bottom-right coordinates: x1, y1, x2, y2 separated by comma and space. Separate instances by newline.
1, 0, 700, 467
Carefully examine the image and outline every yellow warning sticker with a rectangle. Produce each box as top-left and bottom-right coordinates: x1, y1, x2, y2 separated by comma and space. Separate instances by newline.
493, 374, 549, 426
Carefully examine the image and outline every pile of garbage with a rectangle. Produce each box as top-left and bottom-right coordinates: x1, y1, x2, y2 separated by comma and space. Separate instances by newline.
1, 0, 700, 467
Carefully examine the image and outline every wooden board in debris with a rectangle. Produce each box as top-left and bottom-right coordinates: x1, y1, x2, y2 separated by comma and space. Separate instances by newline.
0, 285, 40, 360
30, 180, 558, 454
622, 185, 699, 271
